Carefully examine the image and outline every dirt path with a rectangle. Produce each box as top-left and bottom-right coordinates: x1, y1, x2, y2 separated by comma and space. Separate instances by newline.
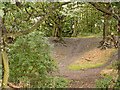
48, 37, 118, 88
55, 52, 117, 88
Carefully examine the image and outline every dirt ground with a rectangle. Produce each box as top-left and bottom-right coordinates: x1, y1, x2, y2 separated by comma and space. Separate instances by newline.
48, 37, 118, 88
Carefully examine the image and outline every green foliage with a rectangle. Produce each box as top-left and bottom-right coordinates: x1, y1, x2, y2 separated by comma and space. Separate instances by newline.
3, 2, 55, 33
53, 77, 70, 88
3, 2, 118, 38
113, 61, 120, 88
114, 61, 120, 70
96, 61, 120, 88
41, 2, 117, 38
7, 31, 58, 88
96, 74, 112, 88
67, 63, 105, 70
77, 32, 103, 37
0, 9, 4, 18
0, 3, 4, 18
113, 76, 120, 88
40, 76, 71, 88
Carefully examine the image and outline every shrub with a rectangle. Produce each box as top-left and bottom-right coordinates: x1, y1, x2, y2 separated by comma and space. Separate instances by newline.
113, 76, 120, 88
96, 74, 112, 88
7, 31, 58, 88
113, 61, 120, 88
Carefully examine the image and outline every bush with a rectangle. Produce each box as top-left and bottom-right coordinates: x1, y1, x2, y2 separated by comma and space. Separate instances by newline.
113, 61, 120, 88
113, 76, 120, 88
7, 31, 58, 88
96, 74, 112, 88
38, 76, 71, 88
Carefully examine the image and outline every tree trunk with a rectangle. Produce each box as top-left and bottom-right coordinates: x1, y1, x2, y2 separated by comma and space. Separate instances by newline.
1, 51, 9, 88
57, 17, 63, 40
58, 27, 62, 40
86, 7, 89, 33
99, 14, 111, 49
118, 21, 120, 73
106, 15, 110, 36
70, 18, 73, 37
52, 23, 56, 37
0, 16, 2, 81
0, 16, 9, 88
103, 14, 110, 41
73, 17, 77, 37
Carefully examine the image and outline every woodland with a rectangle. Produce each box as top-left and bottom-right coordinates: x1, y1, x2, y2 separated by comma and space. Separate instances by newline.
0, 1, 120, 88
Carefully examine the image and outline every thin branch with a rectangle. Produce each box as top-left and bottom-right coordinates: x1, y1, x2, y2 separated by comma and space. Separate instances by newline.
89, 2, 112, 15
25, 5, 40, 21
25, 8, 30, 15
89, 2, 120, 22
4, 2, 71, 38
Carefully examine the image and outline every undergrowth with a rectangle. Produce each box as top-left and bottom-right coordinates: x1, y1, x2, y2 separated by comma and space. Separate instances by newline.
96, 73, 113, 88
96, 61, 120, 88
6, 31, 70, 88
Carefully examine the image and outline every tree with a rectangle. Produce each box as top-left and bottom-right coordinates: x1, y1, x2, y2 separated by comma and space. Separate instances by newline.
0, 2, 70, 88
42, 5, 73, 39
90, 2, 120, 87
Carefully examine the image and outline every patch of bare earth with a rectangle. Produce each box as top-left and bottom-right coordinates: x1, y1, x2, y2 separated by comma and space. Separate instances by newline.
100, 68, 118, 76
68, 48, 116, 70
48, 37, 118, 88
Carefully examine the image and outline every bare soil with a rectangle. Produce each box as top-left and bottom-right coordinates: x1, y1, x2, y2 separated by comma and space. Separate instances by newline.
68, 48, 116, 70
48, 37, 118, 88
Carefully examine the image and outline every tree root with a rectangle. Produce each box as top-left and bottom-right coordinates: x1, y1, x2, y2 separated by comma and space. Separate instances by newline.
53, 38, 67, 47
98, 40, 111, 50
98, 40, 119, 50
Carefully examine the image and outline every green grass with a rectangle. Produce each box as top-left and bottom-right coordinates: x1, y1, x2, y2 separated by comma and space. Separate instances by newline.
67, 48, 117, 70
77, 32, 103, 38
74, 80, 83, 84
63, 32, 102, 38
64, 35, 101, 38
77, 35, 102, 38
77, 32, 118, 38
106, 64, 113, 69
67, 63, 105, 70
